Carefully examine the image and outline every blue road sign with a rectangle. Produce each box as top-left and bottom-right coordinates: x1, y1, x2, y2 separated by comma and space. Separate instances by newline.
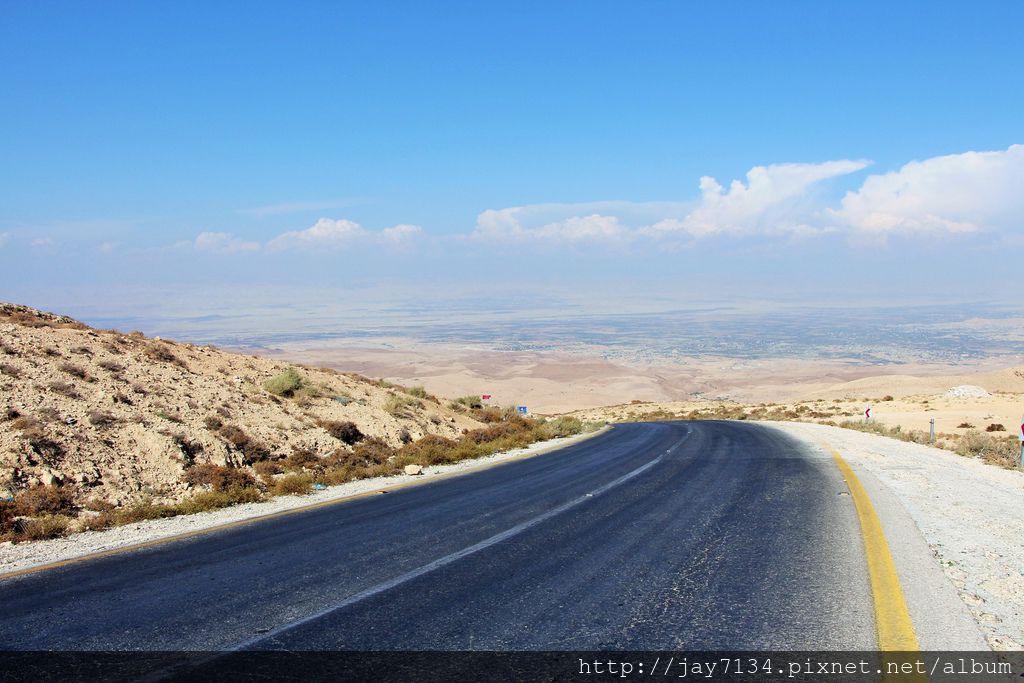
517, 406, 528, 415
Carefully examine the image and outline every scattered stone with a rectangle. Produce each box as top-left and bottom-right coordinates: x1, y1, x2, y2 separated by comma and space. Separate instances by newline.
404, 464, 424, 475
944, 385, 991, 398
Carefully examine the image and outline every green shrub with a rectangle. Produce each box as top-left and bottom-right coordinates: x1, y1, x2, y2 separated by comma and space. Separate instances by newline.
539, 416, 584, 439
263, 368, 303, 397
385, 394, 420, 416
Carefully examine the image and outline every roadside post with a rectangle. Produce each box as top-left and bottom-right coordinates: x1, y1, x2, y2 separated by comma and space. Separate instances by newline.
929, 418, 935, 444
864, 406, 872, 423
1018, 415, 1023, 470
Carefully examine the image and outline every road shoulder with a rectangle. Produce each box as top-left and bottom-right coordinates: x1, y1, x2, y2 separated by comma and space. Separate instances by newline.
767, 420, 1021, 651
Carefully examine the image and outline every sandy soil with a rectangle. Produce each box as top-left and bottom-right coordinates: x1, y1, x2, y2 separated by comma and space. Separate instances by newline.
269, 343, 1024, 415
771, 422, 1024, 651
0, 429, 605, 576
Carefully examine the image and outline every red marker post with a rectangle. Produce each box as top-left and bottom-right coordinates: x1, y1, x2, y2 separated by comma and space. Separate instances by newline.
864, 406, 872, 423
1018, 414, 1023, 469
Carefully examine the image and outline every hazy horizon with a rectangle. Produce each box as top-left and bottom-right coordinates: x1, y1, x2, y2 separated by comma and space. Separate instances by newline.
2, 2, 1023, 317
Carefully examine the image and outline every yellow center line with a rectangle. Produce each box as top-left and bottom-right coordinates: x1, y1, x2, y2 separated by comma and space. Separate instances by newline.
828, 443, 925, 682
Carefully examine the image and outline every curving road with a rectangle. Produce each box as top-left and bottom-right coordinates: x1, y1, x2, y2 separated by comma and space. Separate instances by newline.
0, 421, 876, 651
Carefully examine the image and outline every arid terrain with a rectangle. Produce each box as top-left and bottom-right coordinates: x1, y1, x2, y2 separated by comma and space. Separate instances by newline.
0, 303, 595, 541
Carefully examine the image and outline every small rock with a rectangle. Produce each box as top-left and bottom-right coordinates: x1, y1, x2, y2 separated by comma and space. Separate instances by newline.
42, 471, 62, 487
404, 464, 424, 476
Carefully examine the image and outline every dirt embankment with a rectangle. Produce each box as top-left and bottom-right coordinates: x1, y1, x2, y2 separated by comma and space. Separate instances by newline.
0, 303, 483, 523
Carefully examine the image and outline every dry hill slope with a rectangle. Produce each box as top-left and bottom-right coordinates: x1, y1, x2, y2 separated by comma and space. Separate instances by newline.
1, 303, 595, 542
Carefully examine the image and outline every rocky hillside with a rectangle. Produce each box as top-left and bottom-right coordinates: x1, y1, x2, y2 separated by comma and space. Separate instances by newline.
0, 303, 486, 521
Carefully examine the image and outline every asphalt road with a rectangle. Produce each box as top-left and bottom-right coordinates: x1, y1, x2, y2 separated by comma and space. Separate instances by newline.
0, 421, 876, 651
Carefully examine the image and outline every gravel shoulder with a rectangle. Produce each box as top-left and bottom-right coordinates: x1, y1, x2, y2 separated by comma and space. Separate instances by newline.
0, 428, 606, 577
768, 421, 1024, 651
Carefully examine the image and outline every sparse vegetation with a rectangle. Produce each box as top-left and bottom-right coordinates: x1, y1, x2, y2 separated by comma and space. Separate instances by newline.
0, 362, 21, 378
317, 419, 364, 445
263, 368, 304, 397
986, 423, 1005, 432
385, 394, 421, 416
59, 362, 90, 380
182, 463, 257, 492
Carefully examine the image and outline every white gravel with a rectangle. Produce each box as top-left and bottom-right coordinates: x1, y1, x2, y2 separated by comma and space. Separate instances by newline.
771, 421, 1024, 650
944, 384, 992, 398
0, 429, 606, 576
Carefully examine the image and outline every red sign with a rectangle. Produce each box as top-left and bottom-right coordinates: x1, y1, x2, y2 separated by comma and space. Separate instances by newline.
865, 407, 872, 419
482, 395, 492, 400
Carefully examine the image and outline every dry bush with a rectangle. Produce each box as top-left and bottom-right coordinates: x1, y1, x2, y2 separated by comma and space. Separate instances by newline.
174, 487, 263, 514
12, 417, 65, 464
0, 500, 18, 539
59, 362, 90, 381
0, 340, 18, 356
4, 407, 21, 421
284, 446, 321, 472
986, 423, 1006, 432
957, 422, 975, 429
954, 430, 1018, 468
351, 437, 396, 465
87, 411, 120, 427
385, 394, 420, 416
404, 385, 430, 399
48, 380, 81, 399
42, 347, 61, 357
455, 395, 483, 410
182, 463, 257, 492
18, 515, 72, 540
203, 415, 223, 431
217, 424, 272, 462
97, 359, 124, 373
143, 342, 187, 368
271, 473, 313, 496
253, 460, 283, 481
79, 511, 117, 532
470, 406, 504, 423
397, 434, 459, 466
15, 485, 77, 516
316, 419, 364, 445
0, 363, 21, 378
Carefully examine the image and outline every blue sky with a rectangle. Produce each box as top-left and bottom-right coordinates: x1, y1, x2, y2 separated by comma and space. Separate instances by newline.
1, 1, 1022, 319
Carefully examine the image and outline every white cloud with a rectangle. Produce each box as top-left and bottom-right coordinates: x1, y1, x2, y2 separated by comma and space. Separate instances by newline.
30, 237, 54, 247
649, 159, 870, 238
473, 160, 868, 243
473, 201, 690, 243
265, 218, 365, 251
379, 223, 423, 242
832, 144, 1024, 236
265, 218, 424, 251
0, 232, 10, 248
192, 231, 260, 254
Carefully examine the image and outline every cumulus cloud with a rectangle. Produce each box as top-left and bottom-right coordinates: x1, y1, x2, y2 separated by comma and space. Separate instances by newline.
379, 223, 424, 242
30, 237, 55, 247
473, 201, 689, 243
192, 231, 260, 254
473, 160, 868, 243
265, 218, 365, 251
831, 144, 1024, 236
654, 160, 870, 237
